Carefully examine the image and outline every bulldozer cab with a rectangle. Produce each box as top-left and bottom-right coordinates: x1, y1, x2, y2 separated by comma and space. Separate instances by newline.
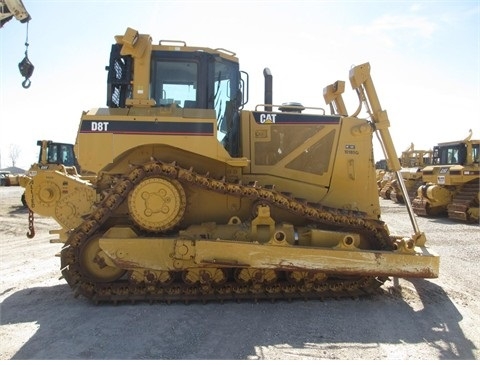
106, 39, 246, 156
37, 140, 80, 172
432, 140, 479, 166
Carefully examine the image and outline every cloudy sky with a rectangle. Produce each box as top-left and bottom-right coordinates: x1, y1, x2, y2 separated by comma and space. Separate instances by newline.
0, 0, 478, 169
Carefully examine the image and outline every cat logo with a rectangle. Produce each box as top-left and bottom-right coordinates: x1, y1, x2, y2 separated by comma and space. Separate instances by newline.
259, 113, 277, 124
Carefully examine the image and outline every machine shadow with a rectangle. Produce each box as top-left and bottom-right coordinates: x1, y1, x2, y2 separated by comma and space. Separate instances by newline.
0, 278, 475, 360
8, 205, 27, 215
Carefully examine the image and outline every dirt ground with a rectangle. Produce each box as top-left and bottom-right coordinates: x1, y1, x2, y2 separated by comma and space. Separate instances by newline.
0, 186, 479, 360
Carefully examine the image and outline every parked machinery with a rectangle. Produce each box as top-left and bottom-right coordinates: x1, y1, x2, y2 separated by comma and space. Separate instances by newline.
23, 28, 439, 303
412, 130, 479, 222
388, 144, 433, 204
19, 140, 81, 208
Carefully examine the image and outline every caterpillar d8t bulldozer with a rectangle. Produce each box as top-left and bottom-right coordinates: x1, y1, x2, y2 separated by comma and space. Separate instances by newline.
412, 130, 479, 223
23, 27, 439, 304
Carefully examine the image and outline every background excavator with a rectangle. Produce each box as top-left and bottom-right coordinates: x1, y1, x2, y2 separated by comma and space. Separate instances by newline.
22, 27, 439, 304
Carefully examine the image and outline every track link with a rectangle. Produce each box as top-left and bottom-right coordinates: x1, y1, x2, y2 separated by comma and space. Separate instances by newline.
447, 178, 479, 222
379, 181, 393, 200
60, 160, 395, 304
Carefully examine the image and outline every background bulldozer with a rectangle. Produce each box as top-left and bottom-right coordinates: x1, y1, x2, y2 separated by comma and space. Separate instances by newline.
22, 28, 439, 304
18, 140, 82, 207
412, 130, 479, 223
379, 143, 433, 204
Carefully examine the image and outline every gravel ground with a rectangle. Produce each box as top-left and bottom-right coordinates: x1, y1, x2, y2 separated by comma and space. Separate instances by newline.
0, 186, 479, 360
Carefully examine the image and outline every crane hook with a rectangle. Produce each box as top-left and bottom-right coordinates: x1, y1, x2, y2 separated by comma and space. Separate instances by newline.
19, 54, 33, 88
18, 21, 34, 88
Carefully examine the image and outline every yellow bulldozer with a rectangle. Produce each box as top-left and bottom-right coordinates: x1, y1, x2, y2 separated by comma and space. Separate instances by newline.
23, 28, 439, 304
412, 130, 479, 223
0, 170, 19, 186
379, 144, 433, 204
19, 140, 81, 207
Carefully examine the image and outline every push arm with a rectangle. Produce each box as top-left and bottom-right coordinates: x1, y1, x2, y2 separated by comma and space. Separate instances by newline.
349, 63, 424, 242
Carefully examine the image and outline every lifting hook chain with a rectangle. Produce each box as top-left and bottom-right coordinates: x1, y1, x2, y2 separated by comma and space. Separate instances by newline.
18, 21, 34, 89
27, 208, 35, 239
